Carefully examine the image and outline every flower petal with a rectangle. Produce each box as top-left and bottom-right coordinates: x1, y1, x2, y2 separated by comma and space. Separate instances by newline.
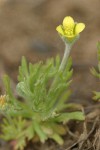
63, 16, 74, 28
75, 23, 85, 34
56, 25, 64, 35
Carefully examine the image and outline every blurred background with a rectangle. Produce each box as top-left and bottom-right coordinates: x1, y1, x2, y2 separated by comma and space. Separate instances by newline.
0, 0, 100, 105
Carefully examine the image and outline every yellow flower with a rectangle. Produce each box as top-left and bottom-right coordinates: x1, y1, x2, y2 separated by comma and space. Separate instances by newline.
56, 16, 85, 42
0, 95, 7, 109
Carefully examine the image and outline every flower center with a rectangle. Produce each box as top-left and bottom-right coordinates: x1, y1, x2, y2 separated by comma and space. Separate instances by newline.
65, 27, 74, 36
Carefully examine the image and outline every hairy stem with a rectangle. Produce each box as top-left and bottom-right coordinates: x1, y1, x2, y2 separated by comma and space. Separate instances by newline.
59, 43, 72, 71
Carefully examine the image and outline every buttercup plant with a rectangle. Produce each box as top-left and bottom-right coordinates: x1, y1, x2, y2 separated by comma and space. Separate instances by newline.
0, 16, 85, 150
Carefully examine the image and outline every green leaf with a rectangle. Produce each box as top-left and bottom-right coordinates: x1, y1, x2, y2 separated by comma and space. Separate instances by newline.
26, 125, 35, 140
90, 67, 100, 78
33, 121, 47, 143
18, 56, 29, 81
56, 90, 71, 111
50, 133, 64, 145
15, 138, 26, 150
91, 42, 100, 102
55, 112, 85, 123
3, 75, 13, 98
93, 91, 100, 101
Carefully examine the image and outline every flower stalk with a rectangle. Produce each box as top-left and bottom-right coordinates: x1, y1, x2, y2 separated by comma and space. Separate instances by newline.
57, 16, 85, 71
59, 43, 73, 71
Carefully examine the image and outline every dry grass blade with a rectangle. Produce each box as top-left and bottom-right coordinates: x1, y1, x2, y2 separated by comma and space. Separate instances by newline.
65, 117, 99, 150
93, 125, 100, 150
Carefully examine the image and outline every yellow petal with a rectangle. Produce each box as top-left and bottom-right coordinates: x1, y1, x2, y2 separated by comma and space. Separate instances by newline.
75, 23, 85, 34
63, 16, 74, 28
56, 25, 64, 35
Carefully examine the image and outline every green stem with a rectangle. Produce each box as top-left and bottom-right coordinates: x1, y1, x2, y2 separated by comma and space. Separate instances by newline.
59, 43, 72, 71
59, 35, 80, 71
49, 43, 73, 92
47, 43, 73, 115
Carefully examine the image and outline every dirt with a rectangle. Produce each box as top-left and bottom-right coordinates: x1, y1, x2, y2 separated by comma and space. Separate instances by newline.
0, 0, 100, 150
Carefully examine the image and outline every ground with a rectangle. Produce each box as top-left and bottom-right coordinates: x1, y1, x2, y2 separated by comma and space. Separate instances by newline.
0, 0, 100, 150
